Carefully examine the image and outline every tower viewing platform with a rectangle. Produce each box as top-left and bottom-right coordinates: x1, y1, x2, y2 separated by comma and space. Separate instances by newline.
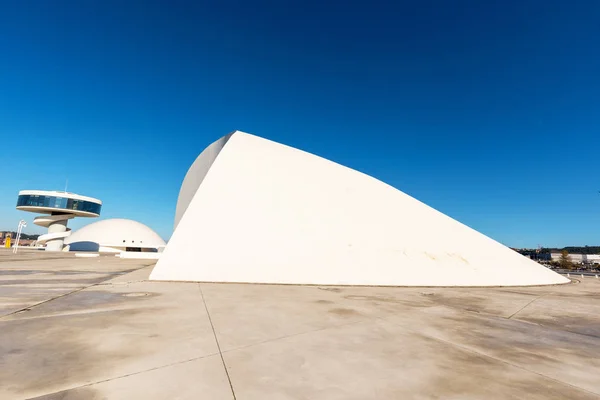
16, 190, 102, 251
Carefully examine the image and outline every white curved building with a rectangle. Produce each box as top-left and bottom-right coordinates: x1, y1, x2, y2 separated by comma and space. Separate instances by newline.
65, 219, 166, 253
16, 190, 102, 251
151, 131, 569, 287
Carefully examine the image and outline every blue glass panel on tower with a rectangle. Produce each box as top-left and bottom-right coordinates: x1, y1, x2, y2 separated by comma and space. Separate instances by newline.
16, 194, 102, 215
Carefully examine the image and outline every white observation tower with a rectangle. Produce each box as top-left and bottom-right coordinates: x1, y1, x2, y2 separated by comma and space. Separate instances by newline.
16, 190, 102, 251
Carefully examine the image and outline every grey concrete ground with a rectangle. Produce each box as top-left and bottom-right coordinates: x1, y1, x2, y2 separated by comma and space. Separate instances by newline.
1, 248, 600, 400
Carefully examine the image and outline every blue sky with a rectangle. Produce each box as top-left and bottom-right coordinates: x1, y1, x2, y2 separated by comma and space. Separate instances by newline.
0, 0, 599, 248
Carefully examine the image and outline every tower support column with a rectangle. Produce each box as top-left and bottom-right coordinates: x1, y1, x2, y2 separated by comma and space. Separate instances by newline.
45, 219, 68, 251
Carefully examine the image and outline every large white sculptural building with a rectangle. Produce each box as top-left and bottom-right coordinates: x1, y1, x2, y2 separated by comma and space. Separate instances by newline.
16, 190, 102, 251
151, 131, 569, 287
64, 218, 166, 253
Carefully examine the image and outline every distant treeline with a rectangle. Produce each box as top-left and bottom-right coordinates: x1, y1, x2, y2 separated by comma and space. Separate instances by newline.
1, 231, 39, 240
539, 246, 600, 254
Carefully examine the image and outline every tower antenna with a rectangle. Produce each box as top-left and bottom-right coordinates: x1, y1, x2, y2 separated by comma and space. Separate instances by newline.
64, 178, 68, 192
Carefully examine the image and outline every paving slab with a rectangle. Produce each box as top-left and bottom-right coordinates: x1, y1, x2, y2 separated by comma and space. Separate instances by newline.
30, 355, 233, 400
200, 283, 375, 352
222, 318, 597, 400
0, 263, 218, 399
1, 252, 599, 399
508, 286, 600, 337
0, 251, 152, 317
382, 304, 600, 395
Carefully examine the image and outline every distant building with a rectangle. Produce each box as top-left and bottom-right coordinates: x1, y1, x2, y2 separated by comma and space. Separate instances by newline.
515, 249, 551, 261
550, 253, 600, 264
13, 239, 36, 247
16, 190, 102, 251
0, 233, 36, 248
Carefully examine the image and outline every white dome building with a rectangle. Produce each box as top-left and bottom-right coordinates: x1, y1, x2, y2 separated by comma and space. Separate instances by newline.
65, 219, 166, 254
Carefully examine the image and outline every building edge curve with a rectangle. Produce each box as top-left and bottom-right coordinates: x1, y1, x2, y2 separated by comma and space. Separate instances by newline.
173, 132, 235, 230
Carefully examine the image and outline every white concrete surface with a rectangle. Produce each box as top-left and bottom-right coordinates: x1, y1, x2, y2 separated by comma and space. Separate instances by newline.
119, 252, 161, 260
1, 250, 599, 399
152, 131, 568, 287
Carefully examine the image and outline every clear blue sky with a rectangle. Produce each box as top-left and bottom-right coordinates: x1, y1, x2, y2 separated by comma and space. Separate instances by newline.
0, 0, 599, 248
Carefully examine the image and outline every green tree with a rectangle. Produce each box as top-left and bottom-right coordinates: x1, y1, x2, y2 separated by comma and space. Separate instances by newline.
559, 250, 573, 270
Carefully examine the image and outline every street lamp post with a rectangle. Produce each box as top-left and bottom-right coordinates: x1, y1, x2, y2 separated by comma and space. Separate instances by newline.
13, 220, 27, 254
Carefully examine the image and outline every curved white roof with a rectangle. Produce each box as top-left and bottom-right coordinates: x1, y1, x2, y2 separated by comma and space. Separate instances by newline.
174, 133, 234, 230
65, 219, 165, 249
151, 131, 569, 287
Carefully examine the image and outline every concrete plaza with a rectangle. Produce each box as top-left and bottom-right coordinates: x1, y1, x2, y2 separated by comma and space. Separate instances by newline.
1, 249, 599, 399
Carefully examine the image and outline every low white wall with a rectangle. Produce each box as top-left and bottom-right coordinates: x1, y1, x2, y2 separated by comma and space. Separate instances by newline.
119, 252, 161, 260
75, 253, 100, 258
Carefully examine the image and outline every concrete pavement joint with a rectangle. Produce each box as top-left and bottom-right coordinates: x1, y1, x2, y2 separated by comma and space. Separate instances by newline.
0, 307, 138, 322
380, 316, 600, 398
545, 327, 600, 340
24, 352, 221, 400
185, 303, 600, 397
94, 265, 155, 286
196, 289, 381, 355
431, 294, 600, 340
205, 295, 564, 357
3, 252, 597, 399
0, 265, 150, 320
507, 293, 551, 320
0, 285, 94, 320
95, 280, 147, 286
220, 318, 371, 355
199, 283, 237, 400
